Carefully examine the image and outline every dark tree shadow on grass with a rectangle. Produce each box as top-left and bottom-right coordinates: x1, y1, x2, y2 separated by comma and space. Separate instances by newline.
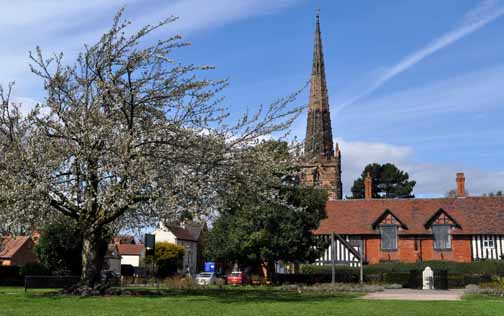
122, 288, 359, 304
25, 287, 360, 304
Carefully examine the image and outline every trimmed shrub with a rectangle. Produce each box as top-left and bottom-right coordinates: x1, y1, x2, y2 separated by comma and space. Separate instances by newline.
153, 242, 184, 278
365, 273, 382, 283
301, 261, 504, 288
303, 261, 504, 275
300, 264, 358, 275
365, 261, 504, 275
383, 272, 410, 287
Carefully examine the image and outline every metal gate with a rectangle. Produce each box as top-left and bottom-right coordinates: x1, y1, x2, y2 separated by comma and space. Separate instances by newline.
408, 269, 448, 290
408, 269, 422, 289
433, 270, 448, 290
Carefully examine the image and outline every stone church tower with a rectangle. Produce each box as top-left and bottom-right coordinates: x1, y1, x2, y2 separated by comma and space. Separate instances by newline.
300, 13, 342, 200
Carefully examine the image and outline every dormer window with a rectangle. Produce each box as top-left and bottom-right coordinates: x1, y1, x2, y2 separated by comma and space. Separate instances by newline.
372, 209, 407, 252
433, 224, 451, 250
425, 209, 460, 251
380, 225, 398, 251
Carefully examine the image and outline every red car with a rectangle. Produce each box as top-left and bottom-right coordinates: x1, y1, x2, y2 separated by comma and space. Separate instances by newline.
226, 271, 249, 285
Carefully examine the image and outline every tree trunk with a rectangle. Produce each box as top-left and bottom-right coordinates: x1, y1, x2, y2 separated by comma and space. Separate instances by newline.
80, 227, 106, 288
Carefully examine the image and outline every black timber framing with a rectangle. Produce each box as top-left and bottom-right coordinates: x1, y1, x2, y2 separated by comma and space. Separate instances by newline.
334, 233, 361, 260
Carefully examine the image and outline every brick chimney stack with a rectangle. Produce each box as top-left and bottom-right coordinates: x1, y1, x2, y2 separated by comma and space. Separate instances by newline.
365, 172, 372, 200
456, 173, 466, 198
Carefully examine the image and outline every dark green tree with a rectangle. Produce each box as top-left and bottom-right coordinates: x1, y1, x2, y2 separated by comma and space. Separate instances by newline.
483, 191, 503, 197
350, 163, 416, 199
207, 141, 328, 277
34, 219, 83, 275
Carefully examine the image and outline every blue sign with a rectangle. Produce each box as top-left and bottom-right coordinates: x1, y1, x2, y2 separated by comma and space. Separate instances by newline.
204, 262, 215, 272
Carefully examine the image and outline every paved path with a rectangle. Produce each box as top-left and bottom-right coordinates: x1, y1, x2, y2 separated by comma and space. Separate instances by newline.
362, 289, 464, 301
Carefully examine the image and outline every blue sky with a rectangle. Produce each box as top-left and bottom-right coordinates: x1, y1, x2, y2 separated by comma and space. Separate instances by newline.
3, 0, 504, 196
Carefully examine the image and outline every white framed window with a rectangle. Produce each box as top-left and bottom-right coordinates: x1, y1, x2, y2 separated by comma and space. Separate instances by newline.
483, 236, 495, 249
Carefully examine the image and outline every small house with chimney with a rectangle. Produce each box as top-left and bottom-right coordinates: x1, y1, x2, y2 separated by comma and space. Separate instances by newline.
153, 222, 208, 274
314, 173, 504, 266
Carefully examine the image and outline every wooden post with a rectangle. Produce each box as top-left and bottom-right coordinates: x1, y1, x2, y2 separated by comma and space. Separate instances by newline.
359, 239, 364, 284
331, 232, 335, 284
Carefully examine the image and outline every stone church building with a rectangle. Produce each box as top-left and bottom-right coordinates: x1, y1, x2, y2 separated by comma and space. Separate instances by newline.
301, 14, 504, 266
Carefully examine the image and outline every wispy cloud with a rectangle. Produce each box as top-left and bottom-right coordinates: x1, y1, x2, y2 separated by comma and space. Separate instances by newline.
326, 64, 504, 167
341, 64, 504, 122
334, 0, 504, 114
0, 0, 302, 98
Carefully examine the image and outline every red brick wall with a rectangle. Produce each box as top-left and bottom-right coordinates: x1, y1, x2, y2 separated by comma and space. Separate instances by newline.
364, 235, 472, 264
11, 238, 38, 266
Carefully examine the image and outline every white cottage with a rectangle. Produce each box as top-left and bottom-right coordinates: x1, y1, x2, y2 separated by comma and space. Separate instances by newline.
154, 222, 205, 275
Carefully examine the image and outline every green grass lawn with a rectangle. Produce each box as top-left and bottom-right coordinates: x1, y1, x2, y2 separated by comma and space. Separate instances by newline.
1, 287, 503, 316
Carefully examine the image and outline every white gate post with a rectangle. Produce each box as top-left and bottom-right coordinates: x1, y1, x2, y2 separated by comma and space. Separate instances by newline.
422, 266, 434, 290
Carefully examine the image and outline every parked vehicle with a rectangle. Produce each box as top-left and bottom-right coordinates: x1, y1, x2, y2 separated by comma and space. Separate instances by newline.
226, 271, 249, 285
195, 272, 216, 285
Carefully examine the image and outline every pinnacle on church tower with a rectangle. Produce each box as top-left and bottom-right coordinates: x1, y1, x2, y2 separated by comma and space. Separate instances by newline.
304, 11, 334, 160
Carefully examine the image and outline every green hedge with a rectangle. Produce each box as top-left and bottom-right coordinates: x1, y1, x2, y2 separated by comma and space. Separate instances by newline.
383, 272, 410, 286
300, 261, 504, 288
302, 261, 504, 275
301, 265, 358, 275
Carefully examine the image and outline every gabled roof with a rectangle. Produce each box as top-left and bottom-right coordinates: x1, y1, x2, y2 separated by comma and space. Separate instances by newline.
371, 209, 408, 230
184, 222, 207, 241
117, 244, 144, 256
314, 197, 504, 236
424, 208, 461, 229
165, 225, 198, 242
113, 236, 135, 245
0, 236, 31, 259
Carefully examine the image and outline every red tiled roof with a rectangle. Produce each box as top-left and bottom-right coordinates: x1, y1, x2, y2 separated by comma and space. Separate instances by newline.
117, 244, 144, 256
0, 236, 31, 258
315, 197, 504, 236
113, 236, 135, 244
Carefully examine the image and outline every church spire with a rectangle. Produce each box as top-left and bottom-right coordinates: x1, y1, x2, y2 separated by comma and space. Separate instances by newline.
312, 10, 325, 79
299, 11, 343, 200
305, 11, 334, 159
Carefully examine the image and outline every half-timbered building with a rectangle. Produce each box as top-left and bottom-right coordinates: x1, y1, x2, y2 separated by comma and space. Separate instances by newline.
314, 173, 504, 266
